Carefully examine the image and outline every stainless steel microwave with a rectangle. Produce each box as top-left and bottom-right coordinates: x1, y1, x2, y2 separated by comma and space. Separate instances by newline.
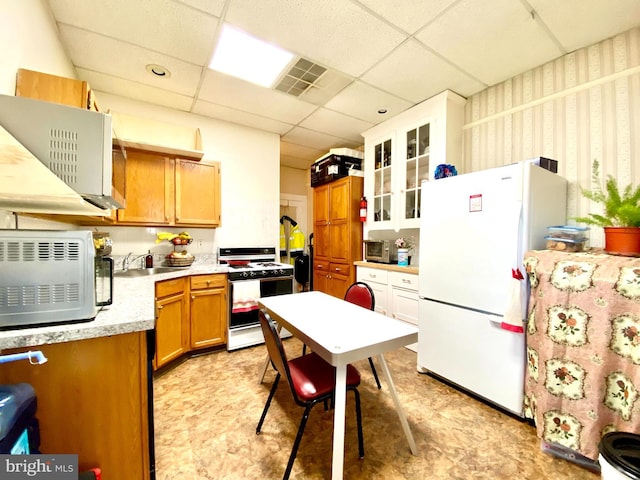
0, 230, 98, 329
364, 240, 398, 264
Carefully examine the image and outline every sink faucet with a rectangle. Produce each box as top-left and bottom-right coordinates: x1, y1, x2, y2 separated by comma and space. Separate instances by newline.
122, 252, 147, 271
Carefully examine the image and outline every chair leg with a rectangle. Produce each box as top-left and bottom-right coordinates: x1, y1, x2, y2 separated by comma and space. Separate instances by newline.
351, 387, 365, 459
257, 374, 280, 434
368, 357, 382, 390
283, 403, 314, 480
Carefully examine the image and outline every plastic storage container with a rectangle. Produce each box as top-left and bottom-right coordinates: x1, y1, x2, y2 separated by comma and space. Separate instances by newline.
545, 236, 587, 252
547, 225, 590, 241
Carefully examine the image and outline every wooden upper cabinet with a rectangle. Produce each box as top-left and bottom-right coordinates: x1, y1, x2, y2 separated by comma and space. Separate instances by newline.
16, 68, 97, 110
117, 150, 174, 224
175, 159, 221, 226
116, 150, 221, 227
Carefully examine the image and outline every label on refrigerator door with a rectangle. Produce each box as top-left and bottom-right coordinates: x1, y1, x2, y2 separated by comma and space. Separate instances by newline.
469, 194, 482, 212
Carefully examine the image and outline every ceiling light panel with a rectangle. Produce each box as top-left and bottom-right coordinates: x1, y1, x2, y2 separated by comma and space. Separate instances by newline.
210, 24, 294, 87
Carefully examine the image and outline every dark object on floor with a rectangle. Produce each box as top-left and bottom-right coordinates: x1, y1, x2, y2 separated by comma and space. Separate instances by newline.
79, 467, 102, 479
599, 432, 640, 478
256, 310, 364, 480
294, 254, 310, 288
0, 383, 40, 454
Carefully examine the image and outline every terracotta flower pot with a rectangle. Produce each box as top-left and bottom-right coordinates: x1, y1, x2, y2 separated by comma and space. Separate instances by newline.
604, 227, 640, 256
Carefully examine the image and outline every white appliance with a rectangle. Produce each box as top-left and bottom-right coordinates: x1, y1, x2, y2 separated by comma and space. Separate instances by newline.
417, 160, 567, 416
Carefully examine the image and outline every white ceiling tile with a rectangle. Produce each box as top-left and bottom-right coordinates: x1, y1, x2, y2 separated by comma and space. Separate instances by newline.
416, 0, 563, 86
324, 81, 413, 123
79, 69, 194, 111
176, 0, 226, 16
225, 0, 407, 77
299, 108, 373, 142
192, 100, 294, 134
59, 25, 203, 95
280, 141, 325, 160
362, 39, 485, 102
357, 0, 459, 34
48, 0, 219, 64
282, 126, 361, 151
198, 70, 317, 124
528, 0, 640, 52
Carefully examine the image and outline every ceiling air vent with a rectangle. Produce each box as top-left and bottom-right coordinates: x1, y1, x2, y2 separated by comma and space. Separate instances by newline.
275, 58, 327, 97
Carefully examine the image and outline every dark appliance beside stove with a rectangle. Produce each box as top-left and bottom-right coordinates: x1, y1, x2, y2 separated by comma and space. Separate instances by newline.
219, 247, 293, 351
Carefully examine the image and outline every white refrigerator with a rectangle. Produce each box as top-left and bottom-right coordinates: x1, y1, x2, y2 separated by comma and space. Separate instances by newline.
417, 160, 567, 416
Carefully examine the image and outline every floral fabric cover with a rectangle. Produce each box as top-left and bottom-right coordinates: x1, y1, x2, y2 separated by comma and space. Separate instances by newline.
523, 249, 640, 460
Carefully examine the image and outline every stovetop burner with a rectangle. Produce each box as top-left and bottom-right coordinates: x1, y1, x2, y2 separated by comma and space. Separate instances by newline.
218, 247, 293, 280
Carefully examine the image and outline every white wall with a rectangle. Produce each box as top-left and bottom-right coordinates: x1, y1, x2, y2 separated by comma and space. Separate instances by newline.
463, 27, 640, 248
1, 1, 282, 259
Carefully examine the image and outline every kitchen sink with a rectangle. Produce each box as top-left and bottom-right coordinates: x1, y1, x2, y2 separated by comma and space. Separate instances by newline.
115, 267, 186, 277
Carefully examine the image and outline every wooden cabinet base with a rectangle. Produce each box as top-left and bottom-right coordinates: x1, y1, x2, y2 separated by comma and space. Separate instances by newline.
0, 332, 151, 479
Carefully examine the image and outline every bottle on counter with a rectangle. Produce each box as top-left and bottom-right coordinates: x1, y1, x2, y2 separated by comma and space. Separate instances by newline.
145, 250, 153, 268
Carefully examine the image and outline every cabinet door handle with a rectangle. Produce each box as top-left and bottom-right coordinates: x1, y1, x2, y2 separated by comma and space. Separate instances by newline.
369, 274, 377, 278
334, 267, 341, 272
157, 305, 163, 310
191, 295, 195, 300
206, 280, 211, 284
402, 279, 411, 284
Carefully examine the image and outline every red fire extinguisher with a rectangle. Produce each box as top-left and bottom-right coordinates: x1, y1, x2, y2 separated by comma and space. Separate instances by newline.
359, 196, 367, 222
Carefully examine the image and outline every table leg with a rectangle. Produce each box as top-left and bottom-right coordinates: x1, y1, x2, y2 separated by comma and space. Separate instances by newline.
376, 353, 418, 455
331, 364, 347, 479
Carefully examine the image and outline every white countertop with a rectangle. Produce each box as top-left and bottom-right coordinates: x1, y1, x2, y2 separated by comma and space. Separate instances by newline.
0, 264, 229, 350
353, 261, 419, 275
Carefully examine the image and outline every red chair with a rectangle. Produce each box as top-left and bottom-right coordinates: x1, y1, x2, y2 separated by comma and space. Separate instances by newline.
256, 309, 364, 480
344, 282, 382, 390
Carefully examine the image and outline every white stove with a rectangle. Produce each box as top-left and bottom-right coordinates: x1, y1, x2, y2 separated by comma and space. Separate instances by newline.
219, 247, 293, 351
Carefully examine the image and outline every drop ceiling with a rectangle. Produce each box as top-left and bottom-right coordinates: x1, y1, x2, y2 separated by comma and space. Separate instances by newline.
46, 0, 640, 170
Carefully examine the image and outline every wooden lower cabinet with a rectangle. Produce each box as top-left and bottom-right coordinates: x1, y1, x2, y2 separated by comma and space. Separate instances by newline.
155, 274, 227, 370
313, 260, 351, 299
0, 332, 150, 479
190, 274, 227, 349
155, 277, 189, 369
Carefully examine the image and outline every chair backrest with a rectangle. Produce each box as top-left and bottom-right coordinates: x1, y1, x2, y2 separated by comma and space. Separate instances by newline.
259, 309, 291, 381
344, 281, 375, 311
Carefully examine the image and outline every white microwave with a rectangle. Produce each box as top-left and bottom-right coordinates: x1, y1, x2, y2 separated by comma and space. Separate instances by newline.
363, 240, 398, 264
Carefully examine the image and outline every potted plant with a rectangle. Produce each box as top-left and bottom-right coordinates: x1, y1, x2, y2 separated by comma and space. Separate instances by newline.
573, 159, 640, 256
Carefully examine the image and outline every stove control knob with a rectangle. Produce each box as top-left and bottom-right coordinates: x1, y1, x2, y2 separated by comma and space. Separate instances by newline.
242, 272, 248, 278
250, 271, 256, 277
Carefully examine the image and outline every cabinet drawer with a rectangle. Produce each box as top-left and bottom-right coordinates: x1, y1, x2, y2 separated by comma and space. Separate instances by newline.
313, 260, 330, 272
156, 277, 186, 298
357, 266, 388, 285
389, 271, 418, 291
191, 274, 226, 290
330, 262, 350, 276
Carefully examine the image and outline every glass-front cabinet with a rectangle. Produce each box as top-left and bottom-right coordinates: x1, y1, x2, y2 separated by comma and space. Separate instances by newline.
363, 90, 466, 232
400, 122, 431, 225
371, 136, 394, 228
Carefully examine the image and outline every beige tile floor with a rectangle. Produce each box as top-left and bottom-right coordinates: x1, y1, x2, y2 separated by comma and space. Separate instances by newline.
153, 339, 599, 479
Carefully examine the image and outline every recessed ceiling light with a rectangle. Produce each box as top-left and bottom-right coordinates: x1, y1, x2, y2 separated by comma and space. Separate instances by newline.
209, 24, 294, 88
146, 64, 171, 78
377, 107, 388, 115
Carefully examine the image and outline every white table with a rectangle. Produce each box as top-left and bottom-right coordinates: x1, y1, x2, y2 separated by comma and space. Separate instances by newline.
259, 291, 419, 479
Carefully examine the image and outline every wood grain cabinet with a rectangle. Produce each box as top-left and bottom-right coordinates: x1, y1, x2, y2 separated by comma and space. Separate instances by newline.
189, 274, 227, 349
0, 332, 151, 479
313, 176, 363, 299
116, 150, 221, 227
154, 277, 189, 369
15, 68, 98, 110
